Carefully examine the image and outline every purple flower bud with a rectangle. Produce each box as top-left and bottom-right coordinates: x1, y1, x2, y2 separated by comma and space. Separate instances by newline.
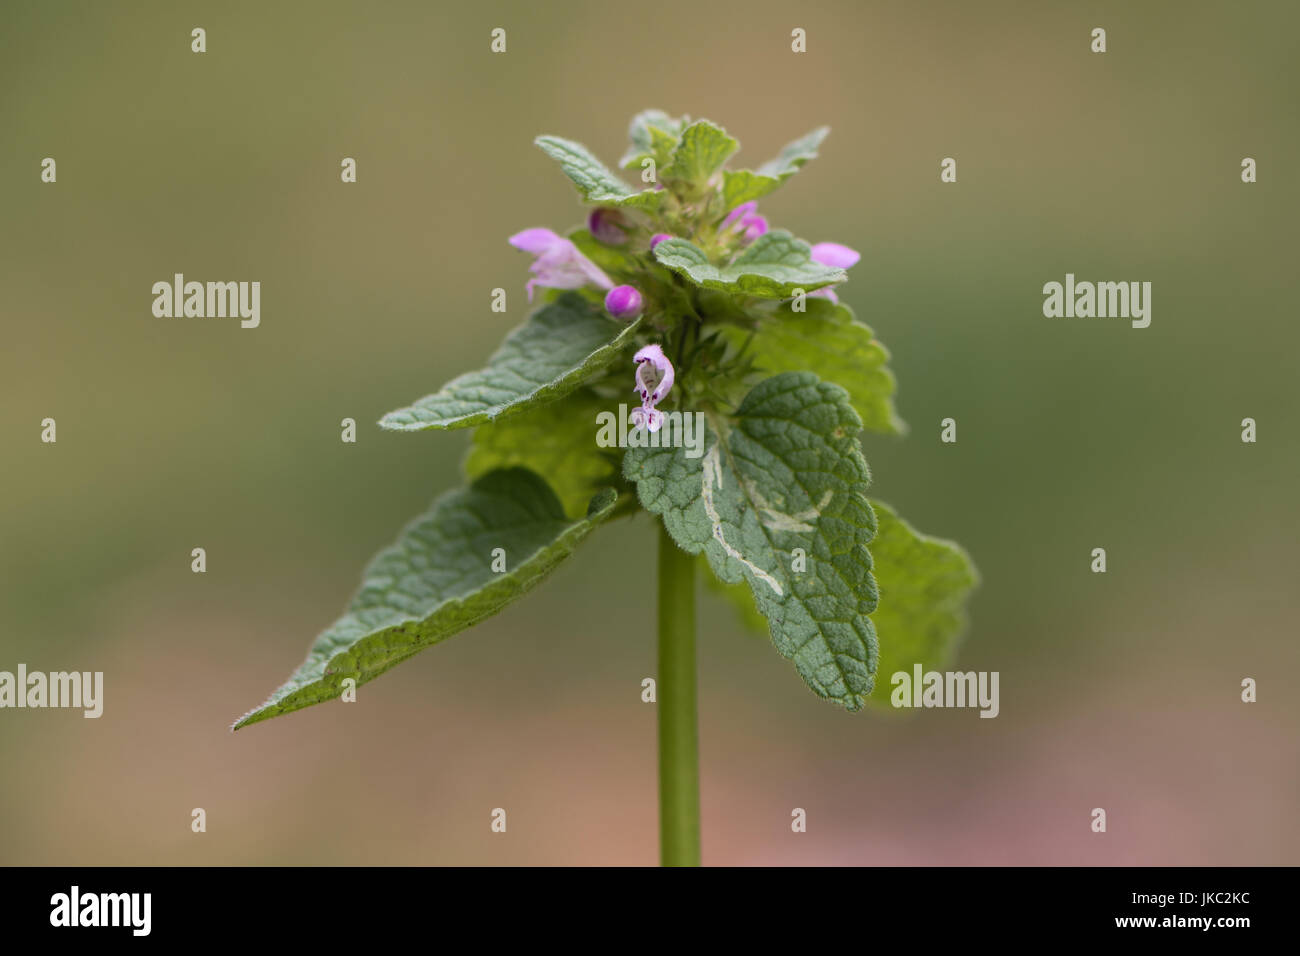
650, 233, 672, 250
588, 208, 628, 246
605, 284, 643, 321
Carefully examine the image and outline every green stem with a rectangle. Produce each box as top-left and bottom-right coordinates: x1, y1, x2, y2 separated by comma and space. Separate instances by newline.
657, 523, 700, 866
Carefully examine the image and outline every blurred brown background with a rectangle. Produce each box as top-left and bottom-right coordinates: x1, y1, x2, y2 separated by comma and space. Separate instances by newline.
1, 0, 1296, 865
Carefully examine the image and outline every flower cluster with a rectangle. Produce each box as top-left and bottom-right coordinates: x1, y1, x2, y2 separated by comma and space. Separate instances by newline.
507, 118, 862, 429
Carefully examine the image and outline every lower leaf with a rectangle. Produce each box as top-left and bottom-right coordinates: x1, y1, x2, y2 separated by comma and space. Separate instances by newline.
233, 469, 615, 730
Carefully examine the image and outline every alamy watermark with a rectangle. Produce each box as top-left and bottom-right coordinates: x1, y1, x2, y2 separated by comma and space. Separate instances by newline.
891, 665, 999, 718
1042, 273, 1151, 328
596, 405, 706, 459
50, 886, 150, 936
151, 274, 260, 328
0, 664, 103, 717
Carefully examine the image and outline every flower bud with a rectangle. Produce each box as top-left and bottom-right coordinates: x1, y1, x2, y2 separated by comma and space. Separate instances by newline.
588, 208, 628, 246
605, 284, 643, 321
650, 233, 672, 250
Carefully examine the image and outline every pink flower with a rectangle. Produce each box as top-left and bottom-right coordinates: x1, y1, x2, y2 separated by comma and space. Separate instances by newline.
650, 233, 672, 250
509, 228, 614, 302
810, 242, 860, 270
605, 285, 643, 321
807, 241, 861, 304
631, 343, 674, 433
719, 201, 768, 242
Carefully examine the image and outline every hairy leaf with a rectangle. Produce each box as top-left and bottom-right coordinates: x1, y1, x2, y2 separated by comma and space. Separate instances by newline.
233, 470, 617, 730
724, 298, 906, 435
535, 135, 662, 210
620, 109, 685, 168
624, 371, 880, 710
380, 293, 641, 432
663, 120, 738, 195
722, 126, 829, 208
654, 230, 845, 299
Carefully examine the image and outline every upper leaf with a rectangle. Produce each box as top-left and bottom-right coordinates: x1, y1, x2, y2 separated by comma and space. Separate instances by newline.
653, 230, 846, 299
722, 126, 829, 208
233, 469, 617, 730
624, 371, 880, 710
380, 293, 641, 432
724, 298, 906, 435
534, 135, 663, 210
863, 500, 979, 706
620, 109, 686, 168
464, 388, 619, 520
662, 120, 739, 196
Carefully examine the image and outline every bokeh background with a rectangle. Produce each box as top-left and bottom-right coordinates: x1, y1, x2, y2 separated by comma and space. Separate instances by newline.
2, 0, 1296, 865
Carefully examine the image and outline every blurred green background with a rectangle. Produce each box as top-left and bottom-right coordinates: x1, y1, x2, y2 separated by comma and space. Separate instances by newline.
2, 0, 1296, 865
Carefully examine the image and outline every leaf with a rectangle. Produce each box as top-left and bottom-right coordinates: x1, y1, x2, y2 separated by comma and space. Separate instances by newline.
534, 135, 662, 210
624, 371, 880, 710
380, 293, 642, 432
723, 297, 906, 435
700, 498, 979, 710
722, 126, 829, 208
700, 555, 768, 635
464, 388, 619, 519
233, 469, 617, 730
653, 230, 845, 299
862, 501, 979, 706
662, 120, 738, 194
620, 109, 685, 168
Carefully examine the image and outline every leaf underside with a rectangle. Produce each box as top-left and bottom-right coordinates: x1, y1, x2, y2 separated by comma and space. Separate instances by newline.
722, 126, 829, 208
535, 135, 662, 209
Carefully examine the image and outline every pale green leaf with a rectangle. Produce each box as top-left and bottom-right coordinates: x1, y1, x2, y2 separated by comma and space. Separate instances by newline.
663, 120, 738, 194
722, 126, 829, 208
380, 293, 641, 432
620, 109, 685, 168
568, 227, 639, 277
535, 135, 663, 210
862, 500, 978, 706
233, 470, 617, 730
464, 388, 619, 519
706, 498, 979, 708
724, 298, 906, 435
624, 371, 880, 710
653, 230, 845, 299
